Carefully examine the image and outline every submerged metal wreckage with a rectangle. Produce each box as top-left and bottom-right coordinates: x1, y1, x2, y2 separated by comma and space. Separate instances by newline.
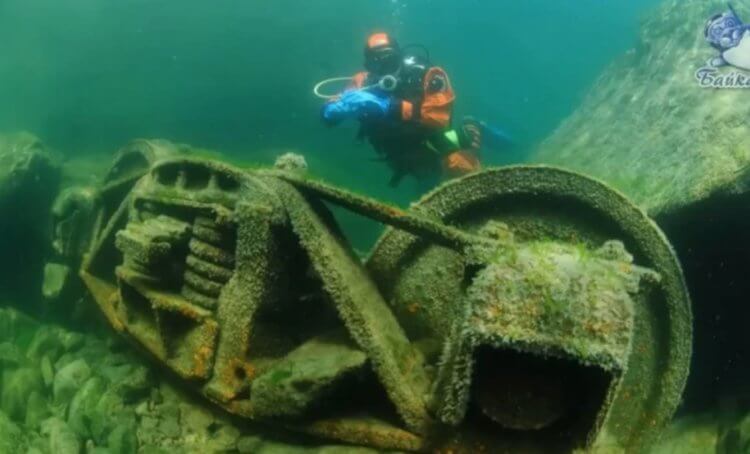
58, 141, 691, 453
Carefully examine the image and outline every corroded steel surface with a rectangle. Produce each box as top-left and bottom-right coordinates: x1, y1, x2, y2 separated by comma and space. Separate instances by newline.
368, 167, 692, 452
78, 156, 691, 453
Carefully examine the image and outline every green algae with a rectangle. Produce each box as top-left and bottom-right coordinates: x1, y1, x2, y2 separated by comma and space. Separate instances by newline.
532, 1, 750, 216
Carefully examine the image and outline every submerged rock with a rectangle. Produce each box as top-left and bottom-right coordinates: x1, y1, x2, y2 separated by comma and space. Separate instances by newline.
1, 366, 45, 421
41, 417, 81, 454
107, 422, 138, 454
25, 391, 52, 430
533, 1, 750, 215
0, 410, 25, 453
90, 388, 131, 444
54, 358, 92, 406
249, 333, 368, 418
0, 132, 61, 303
0, 305, 380, 453
236, 436, 264, 453
26, 327, 66, 362
42, 263, 71, 302
179, 402, 214, 434
112, 364, 153, 403
208, 424, 241, 451
0, 132, 60, 218
0, 306, 42, 350
68, 376, 107, 439
531, 1, 750, 414
0, 341, 25, 367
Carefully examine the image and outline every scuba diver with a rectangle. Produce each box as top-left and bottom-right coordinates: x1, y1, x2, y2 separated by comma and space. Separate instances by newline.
318, 33, 509, 187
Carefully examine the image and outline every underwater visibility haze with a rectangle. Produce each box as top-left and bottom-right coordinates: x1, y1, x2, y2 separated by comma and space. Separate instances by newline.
0, 0, 748, 453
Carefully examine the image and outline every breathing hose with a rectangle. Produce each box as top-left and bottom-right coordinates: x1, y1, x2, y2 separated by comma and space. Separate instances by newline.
313, 75, 399, 99
313, 77, 354, 99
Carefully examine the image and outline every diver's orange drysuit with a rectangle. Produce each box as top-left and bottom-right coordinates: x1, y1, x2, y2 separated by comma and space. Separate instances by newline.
345, 67, 481, 186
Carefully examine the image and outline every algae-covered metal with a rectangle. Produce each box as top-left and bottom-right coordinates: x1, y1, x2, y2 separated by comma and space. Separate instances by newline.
77, 154, 691, 452
367, 168, 692, 452
529, 1, 745, 417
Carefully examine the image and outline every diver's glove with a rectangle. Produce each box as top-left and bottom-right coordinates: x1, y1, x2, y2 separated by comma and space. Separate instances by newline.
321, 90, 392, 125
347, 90, 392, 119
463, 116, 514, 151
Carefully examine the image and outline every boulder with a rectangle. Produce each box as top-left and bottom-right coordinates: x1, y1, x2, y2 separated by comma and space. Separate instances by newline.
53, 358, 92, 406
40, 354, 54, 387
207, 424, 240, 452
0, 132, 61, 303
42, 263, 71, 302
1, 366, 45, 421
90, 388, 131, 445
41, 417, 81, 454
179, 402, 214, 434
26, 327, 65, 362
155, 403, 181, 439
59, 331, 85, 352
0, 341, 25, 368
25, 391, 52, 430
111, 364, 153, 403
249, 333, 367, 418
236, 436, 263, 453
532, 1, 750, 215
0, 307, 41, 349
0, 132, 60, 221
106, 422, 138, 454
68, 376, 107, 439
0, 410, 25, 453
54, 353, 76, 373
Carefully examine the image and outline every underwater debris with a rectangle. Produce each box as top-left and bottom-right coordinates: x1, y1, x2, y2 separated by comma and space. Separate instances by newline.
368, 166, 691, 452
64, 150, 691, 453
0, 132, 59, 207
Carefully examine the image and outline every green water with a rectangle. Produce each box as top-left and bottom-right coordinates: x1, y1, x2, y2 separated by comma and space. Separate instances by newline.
0, 0, 744, 453
0, 0, 660, 248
